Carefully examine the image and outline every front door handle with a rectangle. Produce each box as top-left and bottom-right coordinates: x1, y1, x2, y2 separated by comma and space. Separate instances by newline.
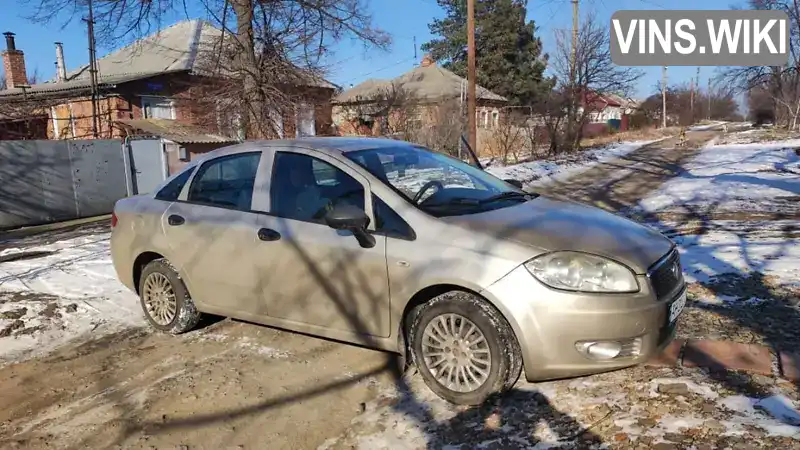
167, 214, 185, 226
257, 228, 281, 242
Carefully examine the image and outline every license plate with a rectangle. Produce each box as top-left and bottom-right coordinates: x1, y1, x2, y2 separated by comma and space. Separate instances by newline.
669, 291, 687, 323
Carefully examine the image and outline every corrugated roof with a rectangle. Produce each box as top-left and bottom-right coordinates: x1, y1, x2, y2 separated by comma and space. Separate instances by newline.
118, 118, 237, 144
0, 20, 335, 100
334, 63, 506, 104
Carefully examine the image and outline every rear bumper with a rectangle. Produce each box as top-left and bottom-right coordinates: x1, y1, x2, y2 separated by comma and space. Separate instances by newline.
482, 264, 685, 381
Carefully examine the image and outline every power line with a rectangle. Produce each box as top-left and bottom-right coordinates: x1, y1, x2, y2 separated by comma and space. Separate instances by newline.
340, 57, 416, 85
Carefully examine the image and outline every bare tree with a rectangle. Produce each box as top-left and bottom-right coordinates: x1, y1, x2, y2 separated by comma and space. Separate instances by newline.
548, 15, 642, 153
720, 0, 800, 129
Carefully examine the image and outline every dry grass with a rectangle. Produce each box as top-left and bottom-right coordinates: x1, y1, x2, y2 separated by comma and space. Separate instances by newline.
580, 126, 679, 148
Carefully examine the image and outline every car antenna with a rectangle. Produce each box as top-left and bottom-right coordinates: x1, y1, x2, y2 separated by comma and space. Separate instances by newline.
459, 134, 484, 170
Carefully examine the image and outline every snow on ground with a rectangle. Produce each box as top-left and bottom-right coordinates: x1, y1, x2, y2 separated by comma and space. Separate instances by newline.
0, 232, 142, 364
321, 366, 800, 449
638, 138, 800, 215
486, 140, 657, 187
632, 136, 800, 294
688, 121, 726, 131
667, 220, 800, 289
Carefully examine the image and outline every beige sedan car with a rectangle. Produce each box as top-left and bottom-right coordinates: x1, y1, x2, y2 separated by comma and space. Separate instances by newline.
111, 137, 686, 405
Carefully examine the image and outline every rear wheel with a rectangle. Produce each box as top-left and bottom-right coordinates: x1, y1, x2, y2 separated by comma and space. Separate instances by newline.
408, 290, 522, 405
138, 258, 201, 334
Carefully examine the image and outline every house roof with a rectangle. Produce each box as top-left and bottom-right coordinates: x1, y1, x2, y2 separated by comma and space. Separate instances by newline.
117, 118, 237, 144
334, 62, 506, 104
0, 20, 336, 100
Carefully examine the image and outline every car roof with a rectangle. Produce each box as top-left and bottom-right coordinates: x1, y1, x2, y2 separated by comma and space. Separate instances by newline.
205, 137, 416, 160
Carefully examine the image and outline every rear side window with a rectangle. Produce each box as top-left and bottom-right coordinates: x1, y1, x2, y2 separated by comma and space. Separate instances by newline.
155, 169, 193, 201
187, 152, 261, 211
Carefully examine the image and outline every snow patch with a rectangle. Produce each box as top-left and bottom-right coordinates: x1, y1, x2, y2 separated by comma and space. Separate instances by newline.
718, 394, 800, 437
638, 139, 800, 214
486, 140, 656, 187
0, 233, 143, 363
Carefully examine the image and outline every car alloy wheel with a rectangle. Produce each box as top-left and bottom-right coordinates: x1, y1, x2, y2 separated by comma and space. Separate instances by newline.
420, 313, 492, 393
142, 272, 178, 326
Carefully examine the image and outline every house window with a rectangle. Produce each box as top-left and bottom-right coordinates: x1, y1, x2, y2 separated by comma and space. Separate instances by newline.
296, 102, 315, 137
141, 96, 176, 120
480, 110, 488, 128
492, 111, 499, 128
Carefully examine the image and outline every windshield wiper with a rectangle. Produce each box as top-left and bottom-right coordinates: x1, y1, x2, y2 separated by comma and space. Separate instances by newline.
478, 191, 533, 204
423, 191, 534, 209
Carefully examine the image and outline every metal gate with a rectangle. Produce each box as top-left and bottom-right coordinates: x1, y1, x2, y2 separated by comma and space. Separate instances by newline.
124, 138, 167, 195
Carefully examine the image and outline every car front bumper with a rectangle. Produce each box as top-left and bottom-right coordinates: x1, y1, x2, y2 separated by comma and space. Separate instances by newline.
481, 264, 686, 382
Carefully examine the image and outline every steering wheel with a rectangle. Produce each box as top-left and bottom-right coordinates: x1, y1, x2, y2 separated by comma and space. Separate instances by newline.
412, 180, 444, 204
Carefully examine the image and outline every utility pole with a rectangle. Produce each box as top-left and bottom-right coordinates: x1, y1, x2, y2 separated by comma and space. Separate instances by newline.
689, 75, 695, 122
662, 66, 667, 128
690, 67, 699, 123
570, 0, 579, 86
83, 0, 99, 138
413, 36, 417, 61
466, 0, 477, 153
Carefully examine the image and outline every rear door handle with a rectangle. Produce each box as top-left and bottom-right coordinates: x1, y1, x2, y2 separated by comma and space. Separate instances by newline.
167, 214, 185, 226
257, 228, 281, 242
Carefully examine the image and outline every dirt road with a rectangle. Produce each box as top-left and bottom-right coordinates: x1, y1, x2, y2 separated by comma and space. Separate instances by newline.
0, 131, 723, 450
538, 130, 719, 213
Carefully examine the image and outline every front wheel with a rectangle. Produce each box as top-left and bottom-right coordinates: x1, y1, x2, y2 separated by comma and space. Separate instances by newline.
408, 291, 522, 405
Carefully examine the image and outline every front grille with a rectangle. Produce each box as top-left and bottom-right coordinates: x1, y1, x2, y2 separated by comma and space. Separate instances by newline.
648, 249, 684, 300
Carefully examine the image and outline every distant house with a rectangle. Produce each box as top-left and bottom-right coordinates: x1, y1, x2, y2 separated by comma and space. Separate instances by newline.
0, 21, 337, 153
332, 55, 507, 136
579, 91, 640, 134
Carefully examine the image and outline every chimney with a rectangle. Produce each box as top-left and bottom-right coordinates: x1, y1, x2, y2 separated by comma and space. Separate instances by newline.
55, 42, 67, 82
420, 54, 435, 67
2, 32, 28, 89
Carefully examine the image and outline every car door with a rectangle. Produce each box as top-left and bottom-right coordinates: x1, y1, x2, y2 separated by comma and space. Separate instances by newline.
259, 148, 391, 338
161, 151, 272, 316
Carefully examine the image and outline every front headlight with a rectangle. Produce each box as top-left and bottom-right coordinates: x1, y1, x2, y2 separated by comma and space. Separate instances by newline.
524, 251, 639, 293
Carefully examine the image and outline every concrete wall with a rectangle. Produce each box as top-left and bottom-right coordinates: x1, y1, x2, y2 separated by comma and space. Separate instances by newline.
0, 139, 127, 229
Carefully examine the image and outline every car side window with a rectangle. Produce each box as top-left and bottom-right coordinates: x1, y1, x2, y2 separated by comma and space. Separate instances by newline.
187, 152, 261, 211
270, 152, 365, 224
373, 196, 415, 240
155, 168, 193, 201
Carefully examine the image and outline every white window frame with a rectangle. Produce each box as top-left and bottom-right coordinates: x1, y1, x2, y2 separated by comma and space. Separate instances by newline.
51, 107, 59, 139
141, 96, 176, 120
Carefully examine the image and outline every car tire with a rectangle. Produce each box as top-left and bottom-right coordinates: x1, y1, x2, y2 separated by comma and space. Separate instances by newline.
138, 258, 201, 334
408, 290, 522, 405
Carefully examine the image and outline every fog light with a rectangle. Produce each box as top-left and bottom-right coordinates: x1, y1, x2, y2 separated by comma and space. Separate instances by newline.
576, 341, 623, 360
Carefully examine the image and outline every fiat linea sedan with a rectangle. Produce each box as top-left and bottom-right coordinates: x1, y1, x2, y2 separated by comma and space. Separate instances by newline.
111, 137, 686, 405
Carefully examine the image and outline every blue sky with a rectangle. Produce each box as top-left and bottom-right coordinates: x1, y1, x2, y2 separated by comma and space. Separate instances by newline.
1, 0, 742, 101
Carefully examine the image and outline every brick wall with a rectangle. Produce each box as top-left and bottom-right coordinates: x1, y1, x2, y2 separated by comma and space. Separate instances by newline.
39, 73, 335, 141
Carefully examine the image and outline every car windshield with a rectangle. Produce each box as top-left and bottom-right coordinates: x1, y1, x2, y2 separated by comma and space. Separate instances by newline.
345, 145, 534, 217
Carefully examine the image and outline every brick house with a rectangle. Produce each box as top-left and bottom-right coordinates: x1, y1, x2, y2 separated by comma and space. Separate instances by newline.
0, 21, 337, 157
332, 55, 507, 136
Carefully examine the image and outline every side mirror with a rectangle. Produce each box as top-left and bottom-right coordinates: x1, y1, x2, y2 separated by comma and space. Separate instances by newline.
504, 179, 524, 189
324, 203, 376, 248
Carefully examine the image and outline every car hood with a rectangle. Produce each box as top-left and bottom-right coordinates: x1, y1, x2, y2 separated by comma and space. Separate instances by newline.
440, 196, 673, 274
